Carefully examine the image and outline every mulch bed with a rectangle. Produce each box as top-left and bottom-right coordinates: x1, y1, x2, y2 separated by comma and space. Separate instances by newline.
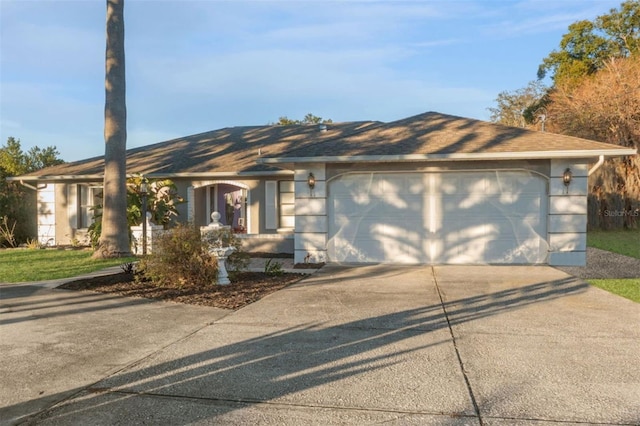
59, 271, 305, 310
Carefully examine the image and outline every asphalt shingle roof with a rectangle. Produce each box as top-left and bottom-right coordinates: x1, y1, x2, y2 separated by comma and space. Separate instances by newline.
260, 112, 632, 159
18, 112, 634, 181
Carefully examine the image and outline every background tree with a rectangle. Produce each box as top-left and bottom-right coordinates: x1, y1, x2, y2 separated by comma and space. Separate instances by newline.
489, 1, 640, 229
537, 0, 640, 86
538, 1, 640, 229
488, 80, 548, 129
95, 0, 130, 258
546, 56, 640, 228
0, 137, 64, 246
275, 113, 333, 125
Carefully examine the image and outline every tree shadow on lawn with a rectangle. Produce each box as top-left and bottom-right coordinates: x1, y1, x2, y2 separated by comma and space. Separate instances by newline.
12, 275, 588, 425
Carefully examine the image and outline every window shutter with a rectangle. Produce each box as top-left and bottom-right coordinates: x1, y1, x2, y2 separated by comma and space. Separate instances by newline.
67, 184, 78, 229
265, 181, 277, 230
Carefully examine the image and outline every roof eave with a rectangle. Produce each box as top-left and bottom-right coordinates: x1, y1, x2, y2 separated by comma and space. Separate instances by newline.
257, 149, 638, 165
8, 170, 294, 183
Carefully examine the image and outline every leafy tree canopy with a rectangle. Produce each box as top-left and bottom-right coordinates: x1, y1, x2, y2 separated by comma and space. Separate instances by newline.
538, 0, 640, 85
488, 81, 549, 128
0, 137, 64, 245
275, 113, 333, 125
547, 56, 640, 150
0, 137, 64, 176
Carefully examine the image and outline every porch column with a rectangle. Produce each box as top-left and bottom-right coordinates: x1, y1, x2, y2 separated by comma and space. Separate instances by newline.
294, 164, 327, 264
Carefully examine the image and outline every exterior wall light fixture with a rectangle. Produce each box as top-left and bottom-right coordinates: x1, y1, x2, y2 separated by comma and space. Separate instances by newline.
307, 172, 316, 189
563, 168, 572, 187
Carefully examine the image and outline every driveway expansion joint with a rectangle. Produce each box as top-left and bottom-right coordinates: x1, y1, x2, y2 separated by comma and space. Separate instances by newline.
482, 414, 637, 426
431, 266, 484, 426
88, 388, 482, 422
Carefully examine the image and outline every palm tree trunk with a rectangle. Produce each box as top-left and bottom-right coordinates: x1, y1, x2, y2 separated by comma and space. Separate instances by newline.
94, 0, 130, 258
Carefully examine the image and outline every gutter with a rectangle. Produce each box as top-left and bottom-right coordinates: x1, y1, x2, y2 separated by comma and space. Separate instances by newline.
256, 148, 638, 164
19, 180, 48, 191
7, 170, 294, 183
588, 155, 605, 176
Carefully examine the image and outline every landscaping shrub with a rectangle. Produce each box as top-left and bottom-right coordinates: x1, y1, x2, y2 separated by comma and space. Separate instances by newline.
136, 223, 218, 288
264, 258, 284, 276
88, 176, 185, 249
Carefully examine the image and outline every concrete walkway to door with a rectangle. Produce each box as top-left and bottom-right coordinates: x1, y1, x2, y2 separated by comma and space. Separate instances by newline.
2, 265, 639, 425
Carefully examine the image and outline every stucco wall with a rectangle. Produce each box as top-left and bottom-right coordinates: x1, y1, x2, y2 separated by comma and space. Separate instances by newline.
548, 159, 590, 266
294, 164, 327, 264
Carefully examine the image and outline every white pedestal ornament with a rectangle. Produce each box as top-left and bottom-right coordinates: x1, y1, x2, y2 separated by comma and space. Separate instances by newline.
200, 211, 236, 286
209, 246, 235, 285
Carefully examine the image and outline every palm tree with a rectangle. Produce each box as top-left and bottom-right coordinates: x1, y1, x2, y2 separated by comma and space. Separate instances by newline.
94, 0, 130, 258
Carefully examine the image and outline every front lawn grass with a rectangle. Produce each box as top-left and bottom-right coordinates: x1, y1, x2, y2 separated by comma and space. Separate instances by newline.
587, 228, 640, 259
587, 228, 640, 302
587, 279, 640, 303
0, 248, 137, 283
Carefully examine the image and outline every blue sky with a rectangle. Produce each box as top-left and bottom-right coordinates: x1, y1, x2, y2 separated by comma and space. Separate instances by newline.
0, 0, 623, 162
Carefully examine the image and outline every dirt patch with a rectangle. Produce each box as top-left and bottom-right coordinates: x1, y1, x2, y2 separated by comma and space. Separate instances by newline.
294, 262, 325, 269
59, 271, 305, 310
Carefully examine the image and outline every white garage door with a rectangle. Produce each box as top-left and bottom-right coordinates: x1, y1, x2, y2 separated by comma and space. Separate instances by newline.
327, 171, 548, 264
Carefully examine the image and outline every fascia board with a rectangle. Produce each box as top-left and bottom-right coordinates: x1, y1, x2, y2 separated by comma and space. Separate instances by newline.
257, 149, 637, 164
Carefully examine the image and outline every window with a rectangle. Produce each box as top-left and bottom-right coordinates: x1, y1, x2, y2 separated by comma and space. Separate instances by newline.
70, 184, 101, 229
265, 180, 295, 230
279, 181, 295, 228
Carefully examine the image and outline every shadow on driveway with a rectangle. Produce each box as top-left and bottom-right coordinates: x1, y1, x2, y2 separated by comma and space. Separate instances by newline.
7, 266, 595, 425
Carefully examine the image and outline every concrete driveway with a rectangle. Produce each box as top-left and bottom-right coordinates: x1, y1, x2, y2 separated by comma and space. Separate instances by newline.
1, 265, 638, 425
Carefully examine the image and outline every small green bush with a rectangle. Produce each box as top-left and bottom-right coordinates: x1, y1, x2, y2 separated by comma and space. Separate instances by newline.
137, 223, 218, 288
264, 258, 284, 276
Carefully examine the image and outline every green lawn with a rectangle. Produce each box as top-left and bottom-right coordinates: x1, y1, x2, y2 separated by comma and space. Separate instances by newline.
587, 228, 640, 302
0, 248, 137, 283
587, 279, 640, 303
587, 229, 640, 259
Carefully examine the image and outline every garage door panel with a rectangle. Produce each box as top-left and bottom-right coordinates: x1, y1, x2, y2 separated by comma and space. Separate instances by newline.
442, 241, 489, 264
485, 238, 548, 263
442, 238, 545, 264
442, 193, 542, 210
334, 218, 424, 241
328, 172, 547, 264
329, 236, 426, 264
333, 195, 423, 215
443, 217, 541, 236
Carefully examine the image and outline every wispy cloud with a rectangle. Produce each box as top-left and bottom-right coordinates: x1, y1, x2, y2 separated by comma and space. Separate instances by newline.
483, 0, 623, 37
0, 0, 623, 161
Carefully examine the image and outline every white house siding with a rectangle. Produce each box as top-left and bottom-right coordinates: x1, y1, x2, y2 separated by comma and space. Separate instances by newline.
548, 160, 589, 266
36, 184, 56, 245
294, 164, 327, 264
